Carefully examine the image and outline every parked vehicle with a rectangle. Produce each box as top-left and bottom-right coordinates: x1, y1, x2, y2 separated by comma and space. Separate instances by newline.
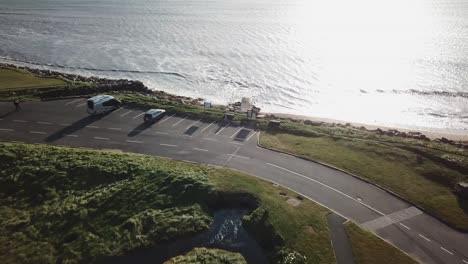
144, 109, 166, 123
87, 95, 121, 115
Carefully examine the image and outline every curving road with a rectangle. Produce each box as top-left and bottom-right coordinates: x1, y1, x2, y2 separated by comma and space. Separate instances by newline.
0, 98, 467, 264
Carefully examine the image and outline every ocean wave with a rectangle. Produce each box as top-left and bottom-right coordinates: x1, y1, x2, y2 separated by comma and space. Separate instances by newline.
0, 56, 188, 79
392, 89, 468, 99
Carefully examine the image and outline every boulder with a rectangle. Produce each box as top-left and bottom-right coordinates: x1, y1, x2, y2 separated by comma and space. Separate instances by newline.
455, 182, 468, 199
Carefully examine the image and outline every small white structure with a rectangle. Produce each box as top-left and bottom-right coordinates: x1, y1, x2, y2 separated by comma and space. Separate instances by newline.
240, 97, 253, 112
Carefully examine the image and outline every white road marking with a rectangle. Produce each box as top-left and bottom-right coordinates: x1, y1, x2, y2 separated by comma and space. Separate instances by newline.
266, 162, 386, 216
160, 143, 177, 147
75, 102, 87, 108
64, 134, 78, 137
126, 140, 143, 144
60, 123, 70, 126
156, 131, 169, 135
65, 99, 82, 105
0, 128, 13, 131
172, 116, 187, 127
186, 119, 201, 130
112, 107, 124, 113
94, 137, 110, 141
418, 234, 431, 242
159, 113, 175, 124
193, 148, 209, 152
215, 122, 230, 135
462, 260, 468, 264
13, 119, 27, 123
440, 247, 454, 255
360, 206, 422, 232
224, 146, 241, 166
29, 131, 46, 134
121, 108, 138, 117
246, 131, 257, 141
107, 127, 122, 131
86, 125, 99, 129
36, 121, 52, 125
230, 141, 244, 146
230, 126, 245, 138
232, 154, 250, 159
201, 120, 216, 132
399, 223, 411, 230
203, 138, 217, 142
132, 112, 145, 119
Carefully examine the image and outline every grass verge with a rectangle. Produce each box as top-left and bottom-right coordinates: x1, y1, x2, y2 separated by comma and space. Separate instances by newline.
259, 123, 468, 230
164, 247, 246, 264
345, 223, 418, 264
0, 68, 68, 90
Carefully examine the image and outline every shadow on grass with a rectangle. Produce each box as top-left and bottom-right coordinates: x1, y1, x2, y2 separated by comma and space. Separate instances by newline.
45, 115, 103, 142
128, 122, 152, 137
457, 196, 468, 215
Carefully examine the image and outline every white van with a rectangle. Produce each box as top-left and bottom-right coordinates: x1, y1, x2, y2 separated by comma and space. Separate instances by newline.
87, 95, 121, 115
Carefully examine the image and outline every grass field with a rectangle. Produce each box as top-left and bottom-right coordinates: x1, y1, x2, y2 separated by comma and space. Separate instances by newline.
0, 142, 336, 263
0, 68, 67, 90
345, 223, 417, 264
259, 122, 468, 230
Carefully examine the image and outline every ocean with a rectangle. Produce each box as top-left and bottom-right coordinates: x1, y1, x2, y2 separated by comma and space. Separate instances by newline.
0, 0, 467, 134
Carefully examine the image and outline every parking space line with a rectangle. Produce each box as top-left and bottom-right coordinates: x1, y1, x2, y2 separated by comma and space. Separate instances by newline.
186, 119, 201, 130
159, 114, 175, 124
86, 125, 99, 129
156, 132, 169, 135
112, 107, 124, 113
65, 134, 78, 137
160, 143, 177, 147
13, 119, 27, 123
75, 102, 87, 108
203, 138, 217, 142
193, 148, 209, 152
230, 141, 243, 146
215, 122, 230, 135
418, 234, 431, 242
121, 108, 138, 117
132, 112, 145, 119
94, 137, 110, 141
246, 131, 257, 141
201, 120, 216, 132
230, 126, 245, 138
107, 127, 122, 131
232, 154, 250, 159
172, 116, 187, 127
65, 99, 82, 105
399, 223, 411, 230
29, 131, 46, 134
440, 247, 453, 255
36, 121, 52, 125
266, 162, 386, 216
126, 140, 143, 144
463, 260, 468, 264
0, 128, 13, 131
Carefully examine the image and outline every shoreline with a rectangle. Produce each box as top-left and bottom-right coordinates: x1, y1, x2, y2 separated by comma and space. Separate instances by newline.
2, 62, 466, 142
270, 113, 468, 142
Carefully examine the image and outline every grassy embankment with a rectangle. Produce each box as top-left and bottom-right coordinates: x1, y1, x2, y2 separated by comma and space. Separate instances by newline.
0, 67, 90, 101
0, 142, 335, 264
259, 121, 468, 230
164, 248, 246, 264
345, 223, 417, 264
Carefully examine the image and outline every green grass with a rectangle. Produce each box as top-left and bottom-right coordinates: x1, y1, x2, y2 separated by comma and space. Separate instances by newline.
345, 223, 418, 264
164, 247, 246, 264
0, 142, 336, 263
259, 123, 468, 230
0, 68, 67, 90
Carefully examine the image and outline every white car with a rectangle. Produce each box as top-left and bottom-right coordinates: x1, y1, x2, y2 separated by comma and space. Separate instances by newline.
144, 109, 166, 123
87, 95, 121, 115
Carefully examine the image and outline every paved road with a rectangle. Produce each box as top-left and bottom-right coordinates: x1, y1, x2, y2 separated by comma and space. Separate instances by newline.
1, 98, 467, 264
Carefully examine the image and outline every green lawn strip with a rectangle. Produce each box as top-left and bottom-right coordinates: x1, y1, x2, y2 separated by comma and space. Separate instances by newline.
0, 142, 335, 263
0, 68, 68, 90
164, 247, 246, 264
259, 130, 468, 230
345, 223, 418, 264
